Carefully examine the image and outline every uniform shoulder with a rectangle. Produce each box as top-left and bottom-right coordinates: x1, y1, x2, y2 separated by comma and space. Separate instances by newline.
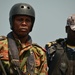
0, 36, 6, 41
45, 38, 65, 54
45, 41, 57, 48
45, 41, 56, 54
56, 38, 65, 44
32, 43, 46, 52
45, 38, 64, 48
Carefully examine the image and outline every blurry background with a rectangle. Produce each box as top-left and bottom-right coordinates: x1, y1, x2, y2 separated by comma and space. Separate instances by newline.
0, 0, 75, 47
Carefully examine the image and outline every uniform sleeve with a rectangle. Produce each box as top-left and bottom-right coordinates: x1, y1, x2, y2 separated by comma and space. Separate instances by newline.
0, 36, 9, 74
35, 46, 48, 75
39, 48, 48, 75
32, 43, 48, 75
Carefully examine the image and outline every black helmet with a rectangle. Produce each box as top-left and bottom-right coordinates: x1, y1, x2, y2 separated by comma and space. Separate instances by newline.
9, 3, 35, 31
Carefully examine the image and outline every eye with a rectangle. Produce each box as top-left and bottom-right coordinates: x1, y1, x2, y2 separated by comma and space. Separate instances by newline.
25, 19, 31, 22
17, 18, 23, 22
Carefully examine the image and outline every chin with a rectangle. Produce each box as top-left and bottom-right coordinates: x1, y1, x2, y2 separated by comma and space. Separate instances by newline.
18, 33, 28, 37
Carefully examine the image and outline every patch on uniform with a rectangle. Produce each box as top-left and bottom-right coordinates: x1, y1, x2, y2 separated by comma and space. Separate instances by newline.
0, 36, 6, 40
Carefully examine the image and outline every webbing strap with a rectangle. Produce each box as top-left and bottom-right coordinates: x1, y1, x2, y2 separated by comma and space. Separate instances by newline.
7, 32, 35, 75
7, 32, 20, 67
20, 50, 30, 69
7, 32, 25, 75
26, 50, 35, 75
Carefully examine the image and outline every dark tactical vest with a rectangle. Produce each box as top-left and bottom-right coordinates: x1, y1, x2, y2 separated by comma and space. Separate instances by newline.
46, 38, 75, 75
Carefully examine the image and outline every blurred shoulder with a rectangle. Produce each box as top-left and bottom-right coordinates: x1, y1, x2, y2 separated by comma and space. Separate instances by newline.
32, 43, 46, 52
0, 36, 8, 50
0, 36, 7, 44
45, 41, 57, 49
0, 36, 7, 41
45, 38, 65, 49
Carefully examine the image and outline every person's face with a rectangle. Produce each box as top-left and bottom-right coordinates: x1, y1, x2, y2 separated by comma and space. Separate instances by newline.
13, 15, 32, 37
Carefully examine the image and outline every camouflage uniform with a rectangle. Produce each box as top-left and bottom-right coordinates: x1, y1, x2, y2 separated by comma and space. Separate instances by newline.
0, 35, 48, 75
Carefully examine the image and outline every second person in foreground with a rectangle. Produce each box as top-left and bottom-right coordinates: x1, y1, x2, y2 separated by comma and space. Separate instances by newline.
45, 14, 75, 75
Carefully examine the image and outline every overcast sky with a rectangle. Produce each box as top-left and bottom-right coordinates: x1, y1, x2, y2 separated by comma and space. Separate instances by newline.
0, 0, 75, 47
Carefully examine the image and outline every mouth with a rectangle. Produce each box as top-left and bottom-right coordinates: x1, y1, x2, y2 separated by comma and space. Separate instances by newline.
20, 28, 28, 32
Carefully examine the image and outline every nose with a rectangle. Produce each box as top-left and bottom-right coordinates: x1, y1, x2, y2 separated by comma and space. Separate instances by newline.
22, 21, 27, 25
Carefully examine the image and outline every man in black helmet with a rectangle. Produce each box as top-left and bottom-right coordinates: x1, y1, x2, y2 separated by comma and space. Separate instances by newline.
0, 3, 48, 75
45, 14, 75, 75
